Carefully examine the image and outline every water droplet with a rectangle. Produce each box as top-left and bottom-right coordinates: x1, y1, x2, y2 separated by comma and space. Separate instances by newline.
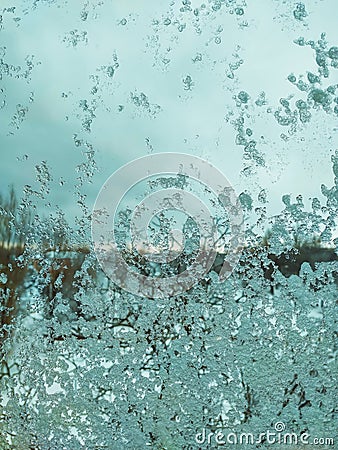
328, 46, 338, 59
238, 91, 249, 103
316, 52, 326, 67
307, 72, 320, 84
295, 100, 307, 110
308, 88, 330, 106
293, 3, 307, 21
0, 273, 8, 284
183, 75, 194, 90
239, 192, 253, 210
192, 53, 202, 63
106, 66, 115, 77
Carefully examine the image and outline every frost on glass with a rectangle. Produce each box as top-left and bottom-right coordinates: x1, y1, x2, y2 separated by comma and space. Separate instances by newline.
0, 1, 337, 449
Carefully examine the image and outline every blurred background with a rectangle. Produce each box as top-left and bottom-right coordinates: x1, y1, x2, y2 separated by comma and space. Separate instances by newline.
0, 0, 337, 230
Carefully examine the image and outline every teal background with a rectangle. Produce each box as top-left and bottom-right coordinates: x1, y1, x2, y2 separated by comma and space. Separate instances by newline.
1, 0, 337, 229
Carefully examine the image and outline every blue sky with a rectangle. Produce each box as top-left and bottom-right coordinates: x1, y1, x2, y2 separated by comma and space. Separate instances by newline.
1, 0, 337, 235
